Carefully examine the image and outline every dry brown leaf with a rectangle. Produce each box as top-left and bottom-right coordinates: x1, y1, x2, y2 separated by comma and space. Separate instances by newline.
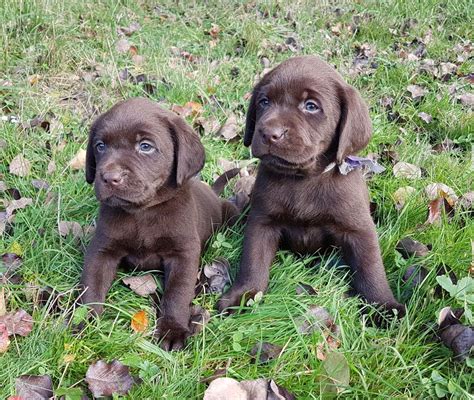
85, 360, 134, 397
396, 237, 430, 258
0, 323, 10, 353
117, 22, 141, 36
0, 287, 6, 317
131, 310, 148, 333
69, 149, 86, 170
407, 84, 428, 100
188, 304, 211, 336
9, 154, 31, 177
418, 112, 432, 123
47, 160, 56, 175
15, 375, 53, 399
425, 183, 458, 206
250, 341, 283, 363
217, 114, 239, 140
0, 309, 33, 336
297, 305, 340, 336
116, 38, 132, 53
393, 186, 416, 210
31, 179, 50, 190
5, 197, 33, 219
122, 274, 157, 296
209, 24, 220, 39
457, 93, 474, 107
171, 101, 203, 119
203, 259, 231, 294
393, 162, 421, 179
58, 221, 84, 239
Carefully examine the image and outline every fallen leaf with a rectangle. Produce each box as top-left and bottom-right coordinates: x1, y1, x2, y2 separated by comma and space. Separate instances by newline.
58, 221, 83, 239
0, 309, 34, 336
200, 368, 228, 384
393, 161, 422, 179
131, 310, 148, 333
250, 341, 283, 363
31, 179, 50, 191
297, 305, 340, 336
117, 22, 141, 36
0, 323, 10, 353
296, 282, 318, 296
402, 265, 429, 288
1, 253, 23, 279
85, 360, 134, 397
116, 38, 132, 53
47, 160, 56, 174
317, 333, 341, 361
9, 154, 31, 177
171, 101, 203, 118
5, 197, 33, 218
426, 198, 444, 224
209, 24, 220, 39
457, 93, 474, 107
15, 375, 53, 400
204, 377, 295, 400
122, 274, 157, 297
195, 116, 221, 135
439, 62, 458, 80
187, 304, 210, 337
216, 114, 239, 140
379, 96, 394, 108
418, 112, 432, 123
69, 149, 86, 170
458, 191, 474, 212
393, 186, 416, 210
321, 352, 350, 394
234, 175, 255, 198
0, 288, 6, 317
425, 183, 458, 206
203, 258, 231, 294
438, 307, 474, 361
396, 237, 430, 258
407, 84, 428, 100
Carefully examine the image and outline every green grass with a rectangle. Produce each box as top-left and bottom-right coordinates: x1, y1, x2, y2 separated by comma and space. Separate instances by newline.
1, 0, 473, 398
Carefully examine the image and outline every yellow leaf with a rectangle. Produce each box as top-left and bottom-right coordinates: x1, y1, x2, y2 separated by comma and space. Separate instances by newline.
131, 310, 148, 333
8, 241, 23, 256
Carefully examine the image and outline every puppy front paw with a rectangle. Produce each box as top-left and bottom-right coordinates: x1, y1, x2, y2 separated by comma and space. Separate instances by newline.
367, 301, 406, 327
217, 286, 263, 314
154, 316, 189, 351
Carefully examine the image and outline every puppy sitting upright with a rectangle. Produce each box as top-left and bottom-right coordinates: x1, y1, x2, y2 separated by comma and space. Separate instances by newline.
80, 97, 237, 350
218, 56, 405, 318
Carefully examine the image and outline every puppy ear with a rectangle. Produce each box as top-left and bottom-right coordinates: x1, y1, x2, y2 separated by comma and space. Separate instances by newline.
85, 127, 96, 184
243, 91, 258, 147
170, 116, 205, 186
336, 84, 372, 164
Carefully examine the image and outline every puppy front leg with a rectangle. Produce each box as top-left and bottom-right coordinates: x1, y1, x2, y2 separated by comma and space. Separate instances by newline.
155, 251, 199, 351
217, 218, 280, 312
79, 238, 123, 317
341, 226, 405, 318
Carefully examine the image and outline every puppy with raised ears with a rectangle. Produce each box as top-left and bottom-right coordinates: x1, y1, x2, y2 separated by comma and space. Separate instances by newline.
218, 56, 405, 319
79, 97, 238, 350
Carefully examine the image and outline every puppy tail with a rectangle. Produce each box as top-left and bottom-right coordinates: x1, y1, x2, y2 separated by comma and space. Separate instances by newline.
211, 167, 241, 195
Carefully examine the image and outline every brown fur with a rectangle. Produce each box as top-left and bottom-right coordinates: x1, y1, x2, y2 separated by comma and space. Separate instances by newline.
79, 97, 238, 350
218, 56, 405, 319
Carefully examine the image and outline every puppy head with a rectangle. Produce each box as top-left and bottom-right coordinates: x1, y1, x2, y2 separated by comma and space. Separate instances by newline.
86, 97, 205, 208
244, 56, 371, 174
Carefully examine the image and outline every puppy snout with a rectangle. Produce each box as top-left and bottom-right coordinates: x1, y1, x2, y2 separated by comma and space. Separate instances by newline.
101, 170, 125, 187
260, 127, 287, 145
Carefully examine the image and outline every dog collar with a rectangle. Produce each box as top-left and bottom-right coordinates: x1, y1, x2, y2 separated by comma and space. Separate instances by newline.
323, 155, 385, 176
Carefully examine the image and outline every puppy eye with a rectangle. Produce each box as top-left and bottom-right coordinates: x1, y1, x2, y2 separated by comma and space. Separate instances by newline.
138, 141, 155, 154
96, 141, 106, 152
259, 97, 270, 107
304, 100, 320, 112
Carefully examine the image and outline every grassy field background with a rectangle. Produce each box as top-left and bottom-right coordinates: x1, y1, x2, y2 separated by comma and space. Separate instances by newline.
1, 0, 473, 398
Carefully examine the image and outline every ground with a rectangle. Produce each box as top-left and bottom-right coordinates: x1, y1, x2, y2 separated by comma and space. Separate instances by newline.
0, 0, 473, 398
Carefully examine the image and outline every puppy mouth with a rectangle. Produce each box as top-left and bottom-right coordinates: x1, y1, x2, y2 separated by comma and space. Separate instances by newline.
259, 154, 316, 171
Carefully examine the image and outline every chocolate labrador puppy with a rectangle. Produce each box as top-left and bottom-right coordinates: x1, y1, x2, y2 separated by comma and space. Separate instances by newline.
80, 97, 238, 350
218, 56, 405, 318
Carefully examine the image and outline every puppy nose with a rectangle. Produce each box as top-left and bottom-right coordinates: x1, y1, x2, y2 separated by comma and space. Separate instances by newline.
260, 128, 287, 144
101, 171, 124, 186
